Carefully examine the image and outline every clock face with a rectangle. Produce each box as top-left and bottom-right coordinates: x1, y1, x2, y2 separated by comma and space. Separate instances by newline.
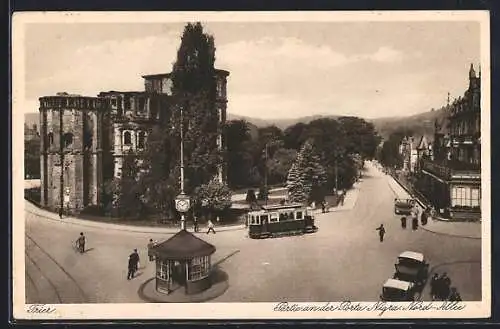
176, 199, 190, 212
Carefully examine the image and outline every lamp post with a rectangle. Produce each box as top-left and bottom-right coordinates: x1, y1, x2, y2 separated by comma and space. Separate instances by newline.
175, 103, 190, 230
264, 142, 268, 205
59, 107, 64, 216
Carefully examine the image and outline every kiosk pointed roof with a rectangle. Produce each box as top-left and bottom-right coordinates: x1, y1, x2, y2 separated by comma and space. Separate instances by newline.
153, 229, 216, 260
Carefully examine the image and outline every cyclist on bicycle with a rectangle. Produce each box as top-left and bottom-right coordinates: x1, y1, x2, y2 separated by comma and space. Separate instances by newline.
75, 232, 86, 253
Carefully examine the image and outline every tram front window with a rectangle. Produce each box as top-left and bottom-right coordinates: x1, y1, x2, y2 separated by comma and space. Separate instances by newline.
296, 211, 303, 219
260, 215, 269, 223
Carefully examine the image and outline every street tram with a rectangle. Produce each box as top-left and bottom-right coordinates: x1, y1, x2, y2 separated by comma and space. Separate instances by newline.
246, 203, 317, 239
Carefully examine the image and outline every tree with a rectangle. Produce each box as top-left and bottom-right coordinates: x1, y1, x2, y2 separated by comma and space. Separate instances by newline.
338, 116, 381, 160
25, 138, 41, 178
378, 129, 411, 169
286, 162, 306, 203
287, 140, 328, 203
193, 179, 232, 221
245, 189, 257, 206
138, 22, 223, 221
169, 22, 221, 192
224, 120, 255, 188
267, 148, 297, 185
283, 122, 308, 150
108, 150, 144, 219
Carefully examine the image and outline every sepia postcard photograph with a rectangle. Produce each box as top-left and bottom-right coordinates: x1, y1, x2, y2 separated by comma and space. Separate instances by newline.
12, 11, 491, 320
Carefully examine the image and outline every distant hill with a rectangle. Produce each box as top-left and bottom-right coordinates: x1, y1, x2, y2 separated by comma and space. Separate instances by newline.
370, 107, 449, 141
25, 107, 448, 142
227, 113, 339, 131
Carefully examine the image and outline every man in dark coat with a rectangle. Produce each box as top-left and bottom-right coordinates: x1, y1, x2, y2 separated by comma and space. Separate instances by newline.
127, 249, 140, 280
147, 239, 155, 262
400, 217, 407, 229
421, 209, 428, 226
376, 224, 386, 242
412, 217, 419, 230
430, 273, 439, 300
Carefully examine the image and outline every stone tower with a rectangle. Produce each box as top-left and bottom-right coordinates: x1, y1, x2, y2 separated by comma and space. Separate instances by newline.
39, 93, 108, 212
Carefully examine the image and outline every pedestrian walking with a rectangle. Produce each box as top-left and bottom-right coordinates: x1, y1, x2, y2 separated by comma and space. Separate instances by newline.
194, 217, 199, 233
400, 217, 407, 229
430, 273, 439, 300
412, 217, 419, 231
421, 209, 428, 226
375, 224, 386, 242
127, 249, 140, 280
321, 201, 326, 213
147, 239, 155, 262
206, 219, 216, 234
59, 207, 63, 219
75, 232, 86, 254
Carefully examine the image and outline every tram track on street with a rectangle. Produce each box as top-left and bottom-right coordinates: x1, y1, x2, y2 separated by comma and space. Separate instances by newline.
25, 250, 63, 303
25, 233, 89, 303
25, 270, 40, 301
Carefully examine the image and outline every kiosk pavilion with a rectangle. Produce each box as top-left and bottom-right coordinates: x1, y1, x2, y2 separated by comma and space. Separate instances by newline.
152, 229, 216, 295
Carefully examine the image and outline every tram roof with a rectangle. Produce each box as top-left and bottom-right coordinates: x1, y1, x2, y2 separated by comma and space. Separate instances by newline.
260, 203, 305, 211
152, 229, 216, 260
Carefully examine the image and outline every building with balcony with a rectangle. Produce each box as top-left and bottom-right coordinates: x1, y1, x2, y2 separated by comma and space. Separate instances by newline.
417, 64, 481, 221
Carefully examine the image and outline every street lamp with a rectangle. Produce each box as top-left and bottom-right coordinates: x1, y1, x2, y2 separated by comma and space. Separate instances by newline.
174, 103, 190, 230
59, 106, 64, 216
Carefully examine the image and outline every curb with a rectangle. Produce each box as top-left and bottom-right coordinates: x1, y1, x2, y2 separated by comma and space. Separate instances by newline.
386, 175, 481, 240
25, 201, 246, 235
418, 225, 481, 240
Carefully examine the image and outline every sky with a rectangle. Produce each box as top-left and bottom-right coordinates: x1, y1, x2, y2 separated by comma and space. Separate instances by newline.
22, 20, 481, 119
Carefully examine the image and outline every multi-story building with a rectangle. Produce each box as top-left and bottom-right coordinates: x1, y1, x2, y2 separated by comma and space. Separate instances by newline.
418, 64, 481, 221
39, 69, 229, 213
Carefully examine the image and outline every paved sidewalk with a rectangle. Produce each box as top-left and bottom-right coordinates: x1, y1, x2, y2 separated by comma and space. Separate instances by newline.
24, 201, 245, 234
420, 219, 481, 239
309, 183, 360, 215
383, 169, 481, 239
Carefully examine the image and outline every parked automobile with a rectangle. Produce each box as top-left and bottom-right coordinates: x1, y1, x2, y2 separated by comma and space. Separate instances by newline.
394, 198, 416, 215
380, 278, 415, 301
393, 251, 430, 286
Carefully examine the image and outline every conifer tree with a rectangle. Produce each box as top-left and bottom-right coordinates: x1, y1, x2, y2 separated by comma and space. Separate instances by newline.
286, 140, 327, 203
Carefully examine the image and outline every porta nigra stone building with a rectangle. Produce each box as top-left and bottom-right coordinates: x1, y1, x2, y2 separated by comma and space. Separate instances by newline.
39, 69, 229, 212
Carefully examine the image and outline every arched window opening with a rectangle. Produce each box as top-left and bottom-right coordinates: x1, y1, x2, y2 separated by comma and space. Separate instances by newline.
138, 131, 146, 149
123, 131, 132, 146
63, 133, 73, 148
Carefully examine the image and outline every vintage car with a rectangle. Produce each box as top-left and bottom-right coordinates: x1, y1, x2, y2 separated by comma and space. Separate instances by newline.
380, 278, 415, 301
394, 198, 416, 215
393, 251, 429, 286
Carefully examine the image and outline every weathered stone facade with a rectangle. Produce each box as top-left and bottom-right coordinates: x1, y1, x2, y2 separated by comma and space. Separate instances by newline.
39, 69, 229, 212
